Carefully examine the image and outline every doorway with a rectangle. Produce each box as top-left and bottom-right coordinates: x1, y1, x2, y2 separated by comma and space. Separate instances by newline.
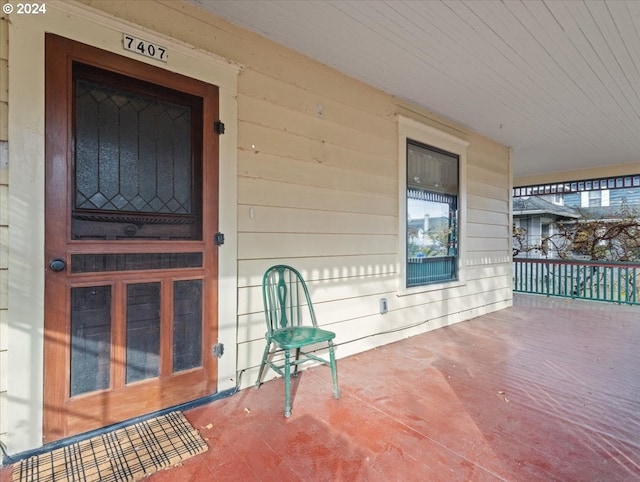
43, 34, 220, 442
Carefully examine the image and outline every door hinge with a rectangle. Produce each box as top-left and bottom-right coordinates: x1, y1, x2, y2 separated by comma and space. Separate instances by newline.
214, 120, 225, 135
214, 232, 225, 246
213, 343, 224, 358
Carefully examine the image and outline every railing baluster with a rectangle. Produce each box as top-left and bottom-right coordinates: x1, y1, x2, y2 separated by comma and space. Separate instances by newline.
611, 266, 614, 301
617, 266, 622, 304
624, 266, 629, 304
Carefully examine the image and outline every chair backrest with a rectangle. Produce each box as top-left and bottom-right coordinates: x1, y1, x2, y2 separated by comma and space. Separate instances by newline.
262, 265, 318, 334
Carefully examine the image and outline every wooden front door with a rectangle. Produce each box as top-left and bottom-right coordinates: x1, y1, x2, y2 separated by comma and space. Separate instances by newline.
43, 35, 220, 442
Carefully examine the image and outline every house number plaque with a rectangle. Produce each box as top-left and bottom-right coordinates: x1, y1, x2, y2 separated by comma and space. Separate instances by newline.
123, 34, 168, 63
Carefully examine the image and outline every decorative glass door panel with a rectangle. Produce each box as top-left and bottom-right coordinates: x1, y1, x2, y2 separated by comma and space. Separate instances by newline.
173, 279, 203, 372
126, 282, 161, 384
44, 35, 219, 442
72, 63, 203, 241
70, 285, 112, 396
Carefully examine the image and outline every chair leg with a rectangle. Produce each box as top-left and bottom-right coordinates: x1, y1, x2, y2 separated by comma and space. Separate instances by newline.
255, 340, 272, 388
328, 340, 340, 399
284, 349, 292, 417
293, 348, 301, 377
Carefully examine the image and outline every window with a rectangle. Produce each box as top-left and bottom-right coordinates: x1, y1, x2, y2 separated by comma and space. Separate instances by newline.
581, 189, 610, 208
588, 190, 602, 207
406, 141, 458, 286
398, 116, 468, 292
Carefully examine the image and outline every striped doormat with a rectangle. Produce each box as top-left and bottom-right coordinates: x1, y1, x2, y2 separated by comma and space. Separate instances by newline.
12, 412, 208, 482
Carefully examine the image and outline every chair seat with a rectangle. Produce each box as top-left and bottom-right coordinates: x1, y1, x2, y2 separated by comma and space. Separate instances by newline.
272, 326, 336, 349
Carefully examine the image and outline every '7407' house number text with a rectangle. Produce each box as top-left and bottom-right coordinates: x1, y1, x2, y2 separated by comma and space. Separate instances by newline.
123, 34, 168, 63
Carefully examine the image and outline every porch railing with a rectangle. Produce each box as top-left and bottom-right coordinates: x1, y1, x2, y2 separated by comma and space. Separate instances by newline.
513, 258, 640, 305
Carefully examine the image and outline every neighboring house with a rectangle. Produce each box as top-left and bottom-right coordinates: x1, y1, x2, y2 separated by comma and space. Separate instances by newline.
563, 186, 640, 209
0, 2, 513, 456
513, 196, 581, 258
513, 185, 640, 258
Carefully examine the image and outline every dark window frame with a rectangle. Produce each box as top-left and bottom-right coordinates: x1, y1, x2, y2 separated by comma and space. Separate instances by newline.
405, 139, 460, 287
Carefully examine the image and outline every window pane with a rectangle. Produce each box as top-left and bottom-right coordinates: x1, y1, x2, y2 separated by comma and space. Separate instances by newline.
407, 142, 458, 194
126, 282, 161, 383
70, 286, 111, 396
173, 279, 203, 372
408, 194, 454, 258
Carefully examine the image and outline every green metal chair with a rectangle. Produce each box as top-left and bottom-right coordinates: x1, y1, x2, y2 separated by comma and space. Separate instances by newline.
255, 265, 339, 417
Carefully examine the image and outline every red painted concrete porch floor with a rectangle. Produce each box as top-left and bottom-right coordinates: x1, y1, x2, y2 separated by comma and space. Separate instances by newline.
3, 294, 639, 481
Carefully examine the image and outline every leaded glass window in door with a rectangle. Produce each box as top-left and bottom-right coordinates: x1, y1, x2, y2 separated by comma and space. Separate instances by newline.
72, 63, 203, 240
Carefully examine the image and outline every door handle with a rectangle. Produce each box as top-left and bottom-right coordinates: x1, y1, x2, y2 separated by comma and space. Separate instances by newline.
49, 258, 67, 272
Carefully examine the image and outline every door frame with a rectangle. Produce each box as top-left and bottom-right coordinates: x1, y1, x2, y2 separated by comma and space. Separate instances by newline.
6, 3, 239, 453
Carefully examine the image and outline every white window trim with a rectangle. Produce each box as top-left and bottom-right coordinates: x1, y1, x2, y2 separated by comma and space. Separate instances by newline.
581, 191, 589, 207
397, 115, 469, 295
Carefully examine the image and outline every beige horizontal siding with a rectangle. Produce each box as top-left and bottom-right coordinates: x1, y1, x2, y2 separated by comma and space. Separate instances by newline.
465, 263, 512, 281
466, 237, 510, 253
238, 233, 396, 260
468, 150, 510, 175
0, 14, 7, 446
466, 250, 512, 263
464, 138, 511, 296
238, 122, 395, 179
238, 255, 398, 288
467, 223, 510, 239
468, 179, 510, 201
239, 177, 396, 216
238, 69, 396, 142
238, 206, 396, 236
238, 151, 395, 197
239, 96, 396, 160
467, 194, 509, 214
0, 13, 6, 141
467, 208, 509, 227
468, 164, 510, 189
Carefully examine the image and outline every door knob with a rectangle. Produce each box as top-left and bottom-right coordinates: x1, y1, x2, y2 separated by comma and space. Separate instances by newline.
49, 258, 67, 272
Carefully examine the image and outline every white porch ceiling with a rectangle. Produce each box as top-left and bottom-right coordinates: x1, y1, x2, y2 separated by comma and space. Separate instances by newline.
194, 0, 640, 179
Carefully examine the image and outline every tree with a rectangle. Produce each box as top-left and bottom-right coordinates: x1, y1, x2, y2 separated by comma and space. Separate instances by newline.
513, 201, 640, 261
